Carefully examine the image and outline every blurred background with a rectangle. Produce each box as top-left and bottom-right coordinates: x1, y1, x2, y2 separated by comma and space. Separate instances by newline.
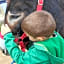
0, 0, 13, 64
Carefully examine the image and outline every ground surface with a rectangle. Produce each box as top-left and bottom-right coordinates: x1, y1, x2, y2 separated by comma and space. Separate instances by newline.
0, 51, 13, 64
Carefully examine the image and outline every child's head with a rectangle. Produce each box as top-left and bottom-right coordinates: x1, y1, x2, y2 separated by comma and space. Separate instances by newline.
21, 11, 56, 41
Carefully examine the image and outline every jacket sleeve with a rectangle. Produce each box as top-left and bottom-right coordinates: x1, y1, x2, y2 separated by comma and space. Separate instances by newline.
4, 33, 49, 64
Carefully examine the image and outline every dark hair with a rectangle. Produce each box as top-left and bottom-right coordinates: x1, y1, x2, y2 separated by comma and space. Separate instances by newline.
21, 11, 56, 38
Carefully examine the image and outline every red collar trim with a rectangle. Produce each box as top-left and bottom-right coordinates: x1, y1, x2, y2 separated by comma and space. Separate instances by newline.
37, 0, 44, 11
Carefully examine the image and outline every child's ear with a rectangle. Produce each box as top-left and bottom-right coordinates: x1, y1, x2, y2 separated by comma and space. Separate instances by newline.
37, 37, 46, 41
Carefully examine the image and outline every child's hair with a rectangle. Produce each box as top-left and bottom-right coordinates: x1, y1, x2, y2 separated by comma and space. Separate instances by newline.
21, 11, 56, 38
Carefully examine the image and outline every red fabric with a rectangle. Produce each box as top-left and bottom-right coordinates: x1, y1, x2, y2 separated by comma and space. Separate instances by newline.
14, 33, 27, 52
19, 33, 27, 52
39, 0, 43, 4
0, 32, 3, 39
37, 5, 43, 11
37, 0, 44, 11
14, 38, 18, 42
20, 33, 27, 40
19, 41, 26, 52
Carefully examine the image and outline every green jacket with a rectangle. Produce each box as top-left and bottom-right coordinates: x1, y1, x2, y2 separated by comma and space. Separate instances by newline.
4, 32, 64, 64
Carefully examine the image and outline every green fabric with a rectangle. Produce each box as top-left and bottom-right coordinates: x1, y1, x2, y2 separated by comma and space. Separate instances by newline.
4, 32, 64, 64
36, 32, 64, 58
36, 32, 64, 64
4, 33, 49, 64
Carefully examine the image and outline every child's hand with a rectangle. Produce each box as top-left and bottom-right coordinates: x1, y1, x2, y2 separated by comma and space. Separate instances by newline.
1, 24, 11, 36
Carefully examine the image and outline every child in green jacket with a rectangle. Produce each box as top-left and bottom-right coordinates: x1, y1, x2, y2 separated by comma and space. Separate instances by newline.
1, 11, 64, 64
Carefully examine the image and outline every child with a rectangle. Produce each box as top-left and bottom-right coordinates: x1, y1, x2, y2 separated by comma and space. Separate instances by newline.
1, 11, 64, 64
